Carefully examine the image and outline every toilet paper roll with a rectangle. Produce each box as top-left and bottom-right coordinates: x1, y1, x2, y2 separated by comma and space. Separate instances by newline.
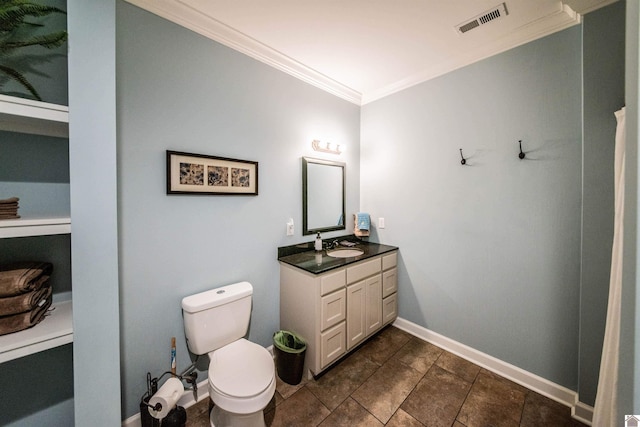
148, 377, 184, 419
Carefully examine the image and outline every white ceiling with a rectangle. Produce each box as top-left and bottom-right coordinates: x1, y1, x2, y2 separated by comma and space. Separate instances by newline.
125, 0, 618, 105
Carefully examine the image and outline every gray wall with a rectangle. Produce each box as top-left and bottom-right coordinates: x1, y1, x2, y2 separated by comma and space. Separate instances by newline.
0, 345, 74, 426
0, 132, 69, 217
68, 0, 121, 425
580, 0, 625, 406
116, 1, 360, 419
361, 27, 583, 390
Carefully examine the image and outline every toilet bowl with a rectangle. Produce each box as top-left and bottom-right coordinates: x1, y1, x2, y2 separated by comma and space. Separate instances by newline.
181, 282, 276, 427
208, 339, 275, 426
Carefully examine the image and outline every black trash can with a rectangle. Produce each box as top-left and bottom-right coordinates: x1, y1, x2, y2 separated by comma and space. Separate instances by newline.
273, 330, 306, 385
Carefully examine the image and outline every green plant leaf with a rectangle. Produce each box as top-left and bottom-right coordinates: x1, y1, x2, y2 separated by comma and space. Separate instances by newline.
0, 63, 41, 100
0, 0, 66, 100
0, 30, 66, 52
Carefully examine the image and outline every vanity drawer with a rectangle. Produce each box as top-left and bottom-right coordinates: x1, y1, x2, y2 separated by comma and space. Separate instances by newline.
320, 288, 346, 331
320, 322, 346, 369
382, 267, 398, 298
321, 269, 346, 295
347, 257, 381, 284
382, 252, 397, 270
383, 293, 397, 325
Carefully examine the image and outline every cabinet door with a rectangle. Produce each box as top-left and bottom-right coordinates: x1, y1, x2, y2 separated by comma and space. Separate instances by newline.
365, 274, 382, 337
321, 288, 346, 331
320, 322, 346, 369
382, 267, 397, 298
346, 281, 366, 350
383, 293, 398, 325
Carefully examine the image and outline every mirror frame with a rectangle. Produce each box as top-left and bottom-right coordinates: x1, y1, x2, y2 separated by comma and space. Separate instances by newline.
302, 157, 346, 236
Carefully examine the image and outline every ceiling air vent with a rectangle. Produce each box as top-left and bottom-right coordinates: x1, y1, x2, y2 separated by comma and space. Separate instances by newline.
456, 3, 508, 34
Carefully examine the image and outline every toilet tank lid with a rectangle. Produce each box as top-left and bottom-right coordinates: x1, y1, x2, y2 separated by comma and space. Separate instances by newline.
182, 281, 253, 313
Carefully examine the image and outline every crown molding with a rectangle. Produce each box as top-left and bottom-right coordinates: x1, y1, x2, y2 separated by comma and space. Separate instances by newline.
125, 0, 582, 106
361, 4, 582, 104
124, 0, 363, 105
563, 0, 619, 15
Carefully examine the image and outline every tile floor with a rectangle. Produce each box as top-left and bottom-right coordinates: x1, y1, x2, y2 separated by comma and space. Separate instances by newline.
185, 326, 588, 427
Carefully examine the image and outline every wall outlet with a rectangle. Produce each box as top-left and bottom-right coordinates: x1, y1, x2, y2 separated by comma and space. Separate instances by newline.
378, 217, 385, 229
286, 219, 294, 236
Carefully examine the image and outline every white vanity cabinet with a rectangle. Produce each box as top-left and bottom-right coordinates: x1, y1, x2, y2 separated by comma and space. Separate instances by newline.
279, 249, 398, 377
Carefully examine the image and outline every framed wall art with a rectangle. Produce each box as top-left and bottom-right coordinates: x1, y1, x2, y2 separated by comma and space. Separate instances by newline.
166, 150, 258, 195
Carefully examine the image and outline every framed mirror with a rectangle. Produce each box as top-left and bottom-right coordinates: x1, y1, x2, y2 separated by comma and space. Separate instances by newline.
302, 157, 346, 235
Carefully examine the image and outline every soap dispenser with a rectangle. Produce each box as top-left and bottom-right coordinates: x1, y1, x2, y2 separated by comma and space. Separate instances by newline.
315, 232, 322, 251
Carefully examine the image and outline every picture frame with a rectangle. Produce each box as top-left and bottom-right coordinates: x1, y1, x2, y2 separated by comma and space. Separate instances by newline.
166, 150, 258, 195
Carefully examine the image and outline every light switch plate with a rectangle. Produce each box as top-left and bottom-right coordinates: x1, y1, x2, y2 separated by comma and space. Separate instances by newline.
286, 218, 294, 236
378, 218, 385, 229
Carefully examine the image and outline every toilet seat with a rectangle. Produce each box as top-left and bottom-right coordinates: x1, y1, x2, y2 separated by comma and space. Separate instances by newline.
208, 339, 275, 414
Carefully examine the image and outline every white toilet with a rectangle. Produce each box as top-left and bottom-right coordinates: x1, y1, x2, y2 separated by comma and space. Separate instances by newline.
182, 281, 276, 427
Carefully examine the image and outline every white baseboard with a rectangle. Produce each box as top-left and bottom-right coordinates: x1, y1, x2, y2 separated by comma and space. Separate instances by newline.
572, 401, 595, 425
122, 378, 209, 427
392, 317, 594, 425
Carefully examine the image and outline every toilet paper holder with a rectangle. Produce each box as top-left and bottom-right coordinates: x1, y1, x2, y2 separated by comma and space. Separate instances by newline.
140, 364, 199, 419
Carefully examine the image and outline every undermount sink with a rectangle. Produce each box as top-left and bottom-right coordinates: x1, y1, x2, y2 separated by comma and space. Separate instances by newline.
326, 248, 364, 258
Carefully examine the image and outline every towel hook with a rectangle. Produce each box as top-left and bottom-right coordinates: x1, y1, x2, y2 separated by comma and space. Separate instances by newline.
459, 148, 467, 165
518, 140, 526, 160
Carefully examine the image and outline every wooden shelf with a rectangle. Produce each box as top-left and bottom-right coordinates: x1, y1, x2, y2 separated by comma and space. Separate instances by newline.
0, 217, 71, 238
0, 94, 69, 138
0, 300, 73, 364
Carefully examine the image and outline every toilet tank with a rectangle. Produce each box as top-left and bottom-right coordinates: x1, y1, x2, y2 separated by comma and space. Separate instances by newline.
181, 281, 253, 355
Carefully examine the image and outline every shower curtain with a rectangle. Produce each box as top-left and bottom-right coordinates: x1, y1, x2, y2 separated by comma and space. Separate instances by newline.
593, 106, 626, 427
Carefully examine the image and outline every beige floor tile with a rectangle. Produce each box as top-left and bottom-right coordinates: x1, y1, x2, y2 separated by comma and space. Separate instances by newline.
275, 372, 308, 399
520, 391, 579, 427
307, 351, 380, 410
265, 387, 330, 427
356, 326, 412, 366
185, 399, 210, 427
386, 408, 424, 427
352, 357, 424, 424
456, 370, 526, 427
401, 364, 472, 427
435, 350, 481, 383
395, 337, 443, 374
318, 397, 384, 427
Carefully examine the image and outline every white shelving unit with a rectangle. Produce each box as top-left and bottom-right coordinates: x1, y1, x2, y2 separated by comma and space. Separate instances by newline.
0, 94, 72, 364
0, 217, 71, 238
0, 300, 73, 363
0, 94, 69, 138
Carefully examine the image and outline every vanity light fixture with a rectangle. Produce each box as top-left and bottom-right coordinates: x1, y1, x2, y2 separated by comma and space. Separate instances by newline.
312, 139, 342, 155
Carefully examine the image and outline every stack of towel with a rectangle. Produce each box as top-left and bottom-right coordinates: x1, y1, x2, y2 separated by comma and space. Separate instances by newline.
354, 212, 370, 237
0, 197, 20, 219
0, 262, 53, 336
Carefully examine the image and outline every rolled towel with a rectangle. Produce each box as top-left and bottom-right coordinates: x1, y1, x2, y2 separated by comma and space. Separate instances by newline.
0, 262, 53, 298
0, 279, 51, 316
0, 197, 19, 204
0, 291, 52, 336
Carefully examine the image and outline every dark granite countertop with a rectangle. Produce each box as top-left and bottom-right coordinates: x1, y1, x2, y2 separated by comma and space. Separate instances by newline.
277, 236, 398, 275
